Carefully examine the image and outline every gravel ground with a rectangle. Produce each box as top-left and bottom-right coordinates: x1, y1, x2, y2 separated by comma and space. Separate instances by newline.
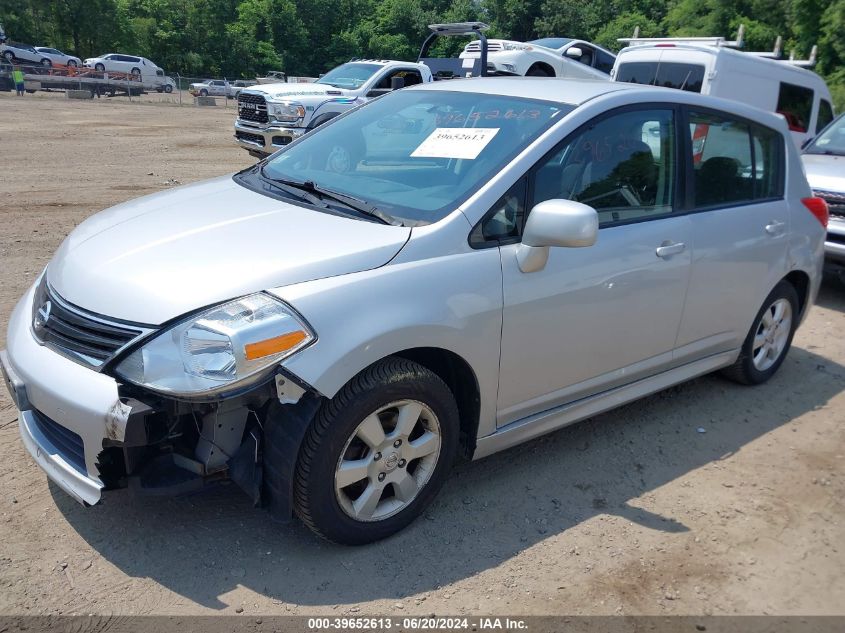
0, 92, 843, 617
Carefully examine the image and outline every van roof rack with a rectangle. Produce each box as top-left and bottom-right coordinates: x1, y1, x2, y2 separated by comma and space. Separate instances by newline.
618, 25, 745, 49
619, 26, 819, 67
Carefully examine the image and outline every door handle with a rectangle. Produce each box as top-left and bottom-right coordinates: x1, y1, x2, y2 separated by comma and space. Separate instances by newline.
765, 220, 786, 236
655, 241, 686, 259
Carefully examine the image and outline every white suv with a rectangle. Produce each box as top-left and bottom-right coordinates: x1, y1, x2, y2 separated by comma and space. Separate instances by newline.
83, 53, 161, 78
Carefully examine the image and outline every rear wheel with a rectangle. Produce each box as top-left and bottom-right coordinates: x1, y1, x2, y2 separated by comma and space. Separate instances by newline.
721, 281, 799, 385
290, 357, 459, 544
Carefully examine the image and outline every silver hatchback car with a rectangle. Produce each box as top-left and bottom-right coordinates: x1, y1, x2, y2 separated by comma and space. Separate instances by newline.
1, 79, 828, 544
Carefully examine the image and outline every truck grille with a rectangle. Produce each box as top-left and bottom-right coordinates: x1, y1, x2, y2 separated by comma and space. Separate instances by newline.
236, 130, 265, 146
464, 42, 502, 53
31, 410, 87, 474
31, 279, 150, 369
237, 93, 268, 124
815, 190, 845, 219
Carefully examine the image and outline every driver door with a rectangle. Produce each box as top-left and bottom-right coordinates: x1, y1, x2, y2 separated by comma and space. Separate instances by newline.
494, 106, 692, 425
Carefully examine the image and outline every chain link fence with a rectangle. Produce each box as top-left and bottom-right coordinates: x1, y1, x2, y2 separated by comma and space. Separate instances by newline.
0, 60, 297, 109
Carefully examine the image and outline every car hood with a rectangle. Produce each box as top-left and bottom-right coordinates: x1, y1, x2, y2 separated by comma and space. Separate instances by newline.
802, 153, 845, 192
243, 83, 351, 100
47, 176, 411, 325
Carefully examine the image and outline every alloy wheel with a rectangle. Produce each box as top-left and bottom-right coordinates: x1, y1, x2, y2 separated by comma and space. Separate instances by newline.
334, 400, 441, 522
752, 298, 792, 371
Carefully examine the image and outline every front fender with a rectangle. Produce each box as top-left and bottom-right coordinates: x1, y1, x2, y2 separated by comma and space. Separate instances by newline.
268, 221, 503, 441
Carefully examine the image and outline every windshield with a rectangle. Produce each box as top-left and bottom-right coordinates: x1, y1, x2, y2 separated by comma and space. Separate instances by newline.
529, 38, 573, 50
316, 62, 382, 89
259, 90, 570, 225
806, 114, 845, 156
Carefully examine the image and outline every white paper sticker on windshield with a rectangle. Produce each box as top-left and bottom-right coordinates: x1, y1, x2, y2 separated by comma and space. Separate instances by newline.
411, 128, 499, 160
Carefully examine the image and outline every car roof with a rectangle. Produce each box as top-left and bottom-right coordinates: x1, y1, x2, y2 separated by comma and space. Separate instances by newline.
411, 77, 637, 105
410, 77, 790, 132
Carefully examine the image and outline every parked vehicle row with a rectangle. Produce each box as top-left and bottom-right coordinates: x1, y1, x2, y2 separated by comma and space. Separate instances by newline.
1, 41, 80, 67
189, 78, 257, 98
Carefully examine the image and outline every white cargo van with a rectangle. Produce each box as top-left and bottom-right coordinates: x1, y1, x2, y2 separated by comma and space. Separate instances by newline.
610, 35, 835, 148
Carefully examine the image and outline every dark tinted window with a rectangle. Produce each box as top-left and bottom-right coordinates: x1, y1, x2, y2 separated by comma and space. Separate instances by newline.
817, 100, 834, 134
776, 82, 814, 133
529, 38, 572, 50
531, 108, 676, 227
689, 111, 783, 207
595, 51, 615, 74
616, 62, 705, 93
751, 125, 784, 199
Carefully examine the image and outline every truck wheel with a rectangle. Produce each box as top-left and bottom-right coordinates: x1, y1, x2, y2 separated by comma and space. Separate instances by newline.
95, 63, 105, 72
721, 281, 799, 385
164, 84, 173, 93
291, 357, 459, 544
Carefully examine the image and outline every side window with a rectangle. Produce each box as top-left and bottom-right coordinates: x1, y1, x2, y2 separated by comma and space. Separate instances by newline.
530, 108, 676, 227
688, 111, 754, 207
574, 45, 594, 67
375, 69, 423, 90
595, 51, 615, 74
471, 179, 528, 246
776, 82, 814, 133
817, 99, 834, 134
751, 125, 784, 200
615, 62, 704, 93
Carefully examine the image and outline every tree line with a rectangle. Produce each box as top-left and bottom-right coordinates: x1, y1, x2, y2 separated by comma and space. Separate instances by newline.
2, 0, 842, 106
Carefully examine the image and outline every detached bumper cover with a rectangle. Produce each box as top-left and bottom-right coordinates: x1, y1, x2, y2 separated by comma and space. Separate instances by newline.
2, 283, 130, 505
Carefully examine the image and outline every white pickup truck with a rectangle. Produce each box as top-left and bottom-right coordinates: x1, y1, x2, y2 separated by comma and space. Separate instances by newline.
234, 59, 434, 157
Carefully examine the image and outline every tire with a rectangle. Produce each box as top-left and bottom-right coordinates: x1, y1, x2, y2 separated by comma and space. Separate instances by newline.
95, 63, 105, 72
200, 88, 208, 96
131, 67, 141, 76
2, 51, 14, 62
721, 281, 799, 385
526, 66, 552, 77
41, 58, 51, 67
67, 59, 78, 68
164, 84, 173, 94
290, 357, 460, 544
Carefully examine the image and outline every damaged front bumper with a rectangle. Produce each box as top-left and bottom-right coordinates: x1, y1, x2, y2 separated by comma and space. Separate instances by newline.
1, 283, 317, 512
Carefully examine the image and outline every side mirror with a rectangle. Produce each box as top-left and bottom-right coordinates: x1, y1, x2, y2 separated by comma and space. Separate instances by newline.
366, 88, 392, 98
565, 47, 583, 59
516, 199, 598, 273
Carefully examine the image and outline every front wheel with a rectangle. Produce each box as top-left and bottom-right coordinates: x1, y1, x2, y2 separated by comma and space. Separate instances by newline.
95, 63, 105, 72
721, 281, 799, 385
2, 51, 14, 62
526, 66, 552, 77
290, 357, 460, 544
41, 58, 52, 67
199, 88, 208, 96
67, 59, 78, 67
164, 84, 173, 93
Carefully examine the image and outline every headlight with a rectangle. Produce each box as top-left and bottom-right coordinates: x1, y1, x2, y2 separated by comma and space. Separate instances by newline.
115, 293, 314, 396
268, 102, 305, 122
502, 43, 532, 51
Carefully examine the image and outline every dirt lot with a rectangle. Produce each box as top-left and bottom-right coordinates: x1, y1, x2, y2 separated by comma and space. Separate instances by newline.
0, 93, 843, 617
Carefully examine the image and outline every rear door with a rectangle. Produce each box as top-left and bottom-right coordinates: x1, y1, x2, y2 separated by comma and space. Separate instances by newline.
674, 108, 789, 363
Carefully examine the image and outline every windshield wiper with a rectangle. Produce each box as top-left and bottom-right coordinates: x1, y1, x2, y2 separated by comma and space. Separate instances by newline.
262, 173, 402, 226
